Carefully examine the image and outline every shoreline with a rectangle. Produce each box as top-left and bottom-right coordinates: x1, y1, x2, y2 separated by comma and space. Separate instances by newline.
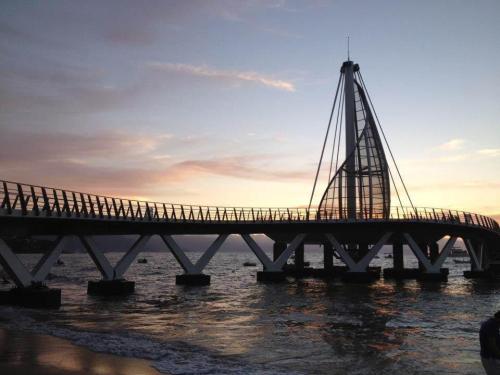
0, 326, 165, 375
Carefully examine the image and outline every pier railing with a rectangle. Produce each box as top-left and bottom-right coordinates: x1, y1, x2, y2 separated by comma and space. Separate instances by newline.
0, 180, 498, 231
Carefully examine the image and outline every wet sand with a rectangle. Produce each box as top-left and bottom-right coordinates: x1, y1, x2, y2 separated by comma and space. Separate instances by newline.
0, 327, 164, 375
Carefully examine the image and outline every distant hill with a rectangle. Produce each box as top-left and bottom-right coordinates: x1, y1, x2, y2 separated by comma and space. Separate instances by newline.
3, 234, 279, 253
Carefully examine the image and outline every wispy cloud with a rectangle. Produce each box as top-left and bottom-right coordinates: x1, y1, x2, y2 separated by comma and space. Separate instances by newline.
438, 138, 465, 151
477, 148, 500, 157
0, 128, 310, 199
148, 62, 296, 92
410, 181, 500, 191
0, 128, 171, 164
167, 157, 309, 181
1, 155, 311, 199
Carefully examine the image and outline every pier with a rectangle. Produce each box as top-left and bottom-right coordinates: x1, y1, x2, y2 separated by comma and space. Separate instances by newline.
0, 59, 498, 308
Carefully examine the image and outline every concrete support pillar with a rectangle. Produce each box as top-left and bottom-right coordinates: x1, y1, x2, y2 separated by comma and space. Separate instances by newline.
470, 242, 481, 272
472, 239, 484, 271
294, 244, 304, 269
393, 239, 404, 270
324, 244, 334, 271
358, 243, 369, 261
0, 238, 63, 308
244, 234, 306, 282
417, 242, 428, 271
161, 234, 228, 286
273, 242, 287, 262
429, 242, 439, 263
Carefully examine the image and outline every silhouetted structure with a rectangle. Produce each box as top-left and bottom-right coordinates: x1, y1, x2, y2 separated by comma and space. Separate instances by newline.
0, 59, 498, 308
319, 61, 390, 219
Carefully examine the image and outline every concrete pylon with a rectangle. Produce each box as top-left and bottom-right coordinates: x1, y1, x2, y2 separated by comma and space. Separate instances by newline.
324, 244, 334, 271
294, 244, 305, 269
273, 242, 287, 262
393, 239, 404, 270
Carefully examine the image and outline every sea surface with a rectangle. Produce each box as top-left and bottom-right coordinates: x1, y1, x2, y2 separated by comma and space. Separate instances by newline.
0, 246, 498, 375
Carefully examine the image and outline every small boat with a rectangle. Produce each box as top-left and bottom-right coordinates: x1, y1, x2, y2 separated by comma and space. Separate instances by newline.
453, 259, 470, 264
137, 258, 148, 264
243, 261, 257, 267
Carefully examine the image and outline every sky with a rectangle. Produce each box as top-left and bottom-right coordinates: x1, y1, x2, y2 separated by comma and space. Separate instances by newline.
0, 0, 499, 219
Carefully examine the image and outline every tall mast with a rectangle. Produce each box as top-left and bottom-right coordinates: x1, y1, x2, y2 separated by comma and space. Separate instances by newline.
342, 60, 357, 219
316, 59, 392, 221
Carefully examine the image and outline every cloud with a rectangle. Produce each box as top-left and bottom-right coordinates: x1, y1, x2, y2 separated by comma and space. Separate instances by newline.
0, 61, 142, 113
0, 128, 310, 199
166, 157, 309, 181
0, 128, 170, 164
147, 62, 296, 92
438, 138, 465, 151
2, 156, 311, 199
410, 181, 500, 192
477, 148, 500, 157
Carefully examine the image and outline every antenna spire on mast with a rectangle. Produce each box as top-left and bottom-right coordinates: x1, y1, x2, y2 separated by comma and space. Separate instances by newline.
347, 36, 350, 60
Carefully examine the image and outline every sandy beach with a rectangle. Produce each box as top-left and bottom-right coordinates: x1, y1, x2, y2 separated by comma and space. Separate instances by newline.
0, 327, 163, 375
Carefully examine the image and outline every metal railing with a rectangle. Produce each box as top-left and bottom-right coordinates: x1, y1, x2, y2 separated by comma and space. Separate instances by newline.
0, 180, 498, 231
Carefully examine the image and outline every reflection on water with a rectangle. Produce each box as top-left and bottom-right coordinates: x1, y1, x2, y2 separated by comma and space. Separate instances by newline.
0, 328, 159, 375
0, 250, 499, 374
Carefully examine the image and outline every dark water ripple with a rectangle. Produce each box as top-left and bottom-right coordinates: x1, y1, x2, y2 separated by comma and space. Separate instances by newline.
0, 250, 498, 374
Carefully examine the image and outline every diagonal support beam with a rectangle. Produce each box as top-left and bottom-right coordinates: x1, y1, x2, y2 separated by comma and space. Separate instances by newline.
479, 242, 484, 268
240, 234, 277, 271
114, 235, 151, 279
161, 235, 198, 274
32, 236, 71, 282
324, 233, 392, 272
324, 234, 357, 270
79, 236, 114, 280
351, 232, 393, 272
194, 234, 228, 272
404, 234, 458, 273
430, 236, 457, 272
0, 238, 33, 287
403, 233, 434, 272
274, 234, 307, 269
464, 238, 483, 271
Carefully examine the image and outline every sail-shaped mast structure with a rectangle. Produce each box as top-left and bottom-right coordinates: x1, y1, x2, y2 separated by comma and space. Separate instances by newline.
317, 61, 391, 220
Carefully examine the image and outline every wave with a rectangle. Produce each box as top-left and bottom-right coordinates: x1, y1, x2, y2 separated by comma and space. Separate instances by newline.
0, 306, 302, 375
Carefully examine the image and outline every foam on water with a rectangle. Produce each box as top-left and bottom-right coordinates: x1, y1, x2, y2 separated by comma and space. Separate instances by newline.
0, 306, 302, 375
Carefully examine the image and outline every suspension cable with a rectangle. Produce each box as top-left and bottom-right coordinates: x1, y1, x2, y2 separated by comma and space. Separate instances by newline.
328, 77, 345, 182
308, 74, 343, 212
330, 90, 344, 214
358, 71, 416, 211
334, 94, 344, 177
388, 166, 404, 210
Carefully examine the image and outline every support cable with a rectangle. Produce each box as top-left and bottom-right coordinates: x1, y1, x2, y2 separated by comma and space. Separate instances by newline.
308, 74, 343, 213
334, 96, 344, 177
358, 71, 416, 211
388, 166, 404, 211
331, 92, 344, 215
328, 77, 345, 182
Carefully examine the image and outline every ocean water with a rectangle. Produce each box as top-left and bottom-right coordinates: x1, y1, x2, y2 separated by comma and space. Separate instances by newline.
0, 247, 498, 375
